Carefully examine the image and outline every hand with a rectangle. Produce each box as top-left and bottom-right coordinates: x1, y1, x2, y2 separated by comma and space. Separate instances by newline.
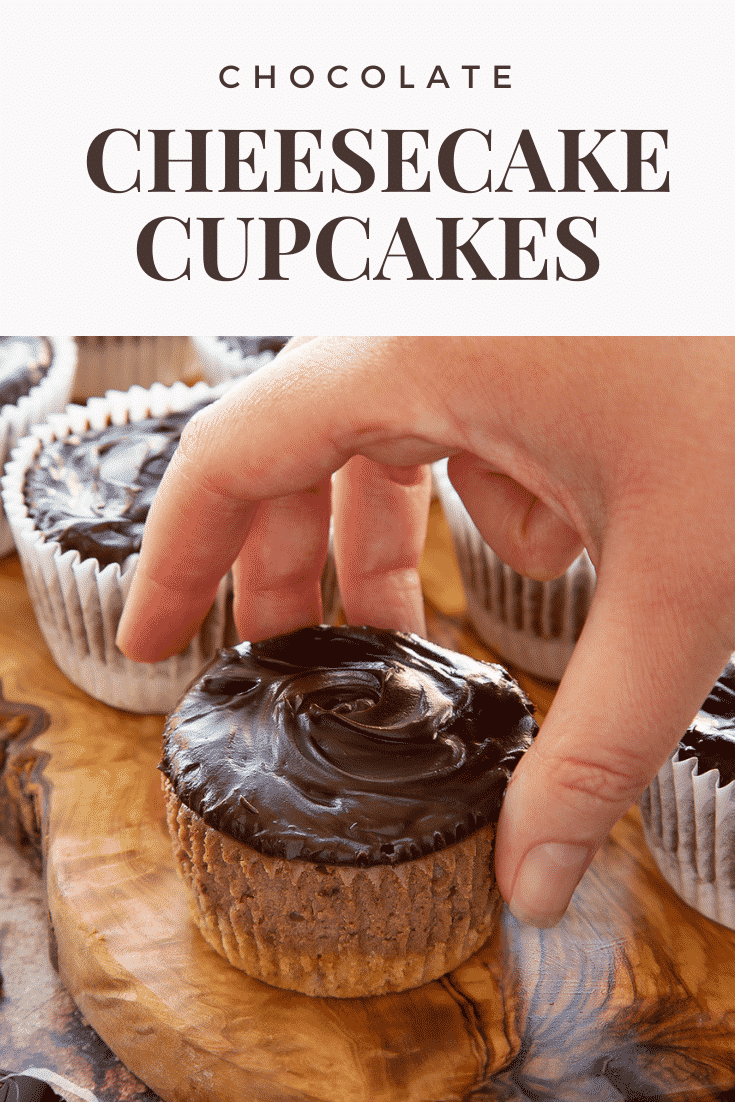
117, 336, 735, 926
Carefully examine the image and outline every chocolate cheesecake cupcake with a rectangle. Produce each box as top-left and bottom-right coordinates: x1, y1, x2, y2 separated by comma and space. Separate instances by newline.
0, 337, 77, 556
2, 380, 340, 711
192, 335, 291, 386
162, 625, 537, 997
24, 401, 212, 569
1, 381, 236, 712
640, 659, 735, 929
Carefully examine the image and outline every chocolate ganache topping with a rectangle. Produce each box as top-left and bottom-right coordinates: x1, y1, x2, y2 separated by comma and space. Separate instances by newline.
0, 337, 52, 409
161, 625, 537, 866
24, 400, 210, 568
677, 659, 735, 785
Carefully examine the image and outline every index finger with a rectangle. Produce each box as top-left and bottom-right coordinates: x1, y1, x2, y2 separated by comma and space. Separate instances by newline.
115, 337, 451, 661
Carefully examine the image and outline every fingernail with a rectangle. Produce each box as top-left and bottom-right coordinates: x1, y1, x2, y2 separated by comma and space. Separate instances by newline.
508, 842, 592, 928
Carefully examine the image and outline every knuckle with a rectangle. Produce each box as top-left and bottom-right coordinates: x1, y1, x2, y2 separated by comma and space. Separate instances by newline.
248, 557, 320, 595
347, 565, 422, 598
174, 431, 243, 505
245, 540, 326, 594
539, 747, 647, 812
176, 407, 211, 464
251, 575, 315, 598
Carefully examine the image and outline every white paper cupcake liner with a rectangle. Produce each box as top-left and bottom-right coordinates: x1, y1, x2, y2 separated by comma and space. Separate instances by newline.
73, 337, 194, 401
0, 337, 78, 557
434, 460, 596, 681
3, 377, 341, 711
191, 335, 289, 386
1, 380, 237, 713
639, 753, 735, 929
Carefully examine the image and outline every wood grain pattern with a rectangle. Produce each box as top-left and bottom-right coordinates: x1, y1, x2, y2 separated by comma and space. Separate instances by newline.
0, 837, 161, 1102
2, 506, 735, 1101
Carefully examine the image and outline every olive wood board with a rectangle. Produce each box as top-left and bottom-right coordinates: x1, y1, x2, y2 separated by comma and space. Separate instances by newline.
2, 506, 735, 1102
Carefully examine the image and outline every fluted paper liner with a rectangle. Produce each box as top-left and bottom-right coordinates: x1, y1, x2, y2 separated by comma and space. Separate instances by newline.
1, 380, 236, 713
164, 777, 501, 997
0, 337, 78, 556
639, 753, 735, 930
192, 336, 282, 386
73, 336, 193, 400
434, 460, 596, 681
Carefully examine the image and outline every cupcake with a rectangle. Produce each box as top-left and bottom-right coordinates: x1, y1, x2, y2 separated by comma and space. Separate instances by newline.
2, 380, 341, 712
1, 380, 237, 713
434, 460, 596, 681
639, 659, 735, 929
191, 336, 291, 386
0, 337, 77, 557
161, 625, 537, 997
73, 337, 194, 401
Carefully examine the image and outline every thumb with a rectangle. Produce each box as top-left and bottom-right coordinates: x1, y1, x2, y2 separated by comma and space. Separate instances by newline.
494, 535, 734, 927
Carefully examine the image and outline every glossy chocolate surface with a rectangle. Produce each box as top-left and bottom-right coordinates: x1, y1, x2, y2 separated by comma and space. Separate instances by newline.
0, 337, 51, 409
24, 400, 209, 569
678, 660, 735, 785
216, 336, 291, 358
161, 626, 537, 866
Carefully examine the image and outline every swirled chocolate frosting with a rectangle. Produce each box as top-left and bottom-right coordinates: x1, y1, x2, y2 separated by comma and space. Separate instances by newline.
161, 625, 537, 866
0, 337, 51, 408
677, 660, 735, 785
24, 400, 210, 568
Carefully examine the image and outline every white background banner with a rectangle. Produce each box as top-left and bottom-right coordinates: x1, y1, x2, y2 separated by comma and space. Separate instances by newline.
1, 1, 732, 333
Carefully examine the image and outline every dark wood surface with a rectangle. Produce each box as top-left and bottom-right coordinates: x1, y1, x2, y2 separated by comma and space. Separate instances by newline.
2, 504, 735, 1102
0, 556, 162, 1102
0, 835, 161, 1102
